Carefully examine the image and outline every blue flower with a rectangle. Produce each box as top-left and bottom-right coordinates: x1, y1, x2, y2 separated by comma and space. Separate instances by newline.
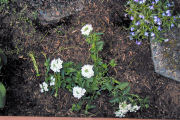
136, 40, 142, 45
152, 1, 155, 4
173, 16, 176, 21
149, 6, 154, 10
153, 16, 158, 22
130, 32, 135, 36
171, 23, 174, 28
166, 10, 171, 16
135, 21, 140, 25
144, 32, 148, 36
158, 26, 162, 31
134, 0, 139, 2
130, 27, 135, 31
151, 32, 155, 37
157, 19, 161, 25
162, 13, 166, 16
130, 16, 134, 20
139, 15, 145, 19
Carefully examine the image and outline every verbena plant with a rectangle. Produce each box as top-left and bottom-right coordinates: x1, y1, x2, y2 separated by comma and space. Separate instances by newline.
125, 0, 180, 44
0, 49, 7, 108
39, 24, 149, 117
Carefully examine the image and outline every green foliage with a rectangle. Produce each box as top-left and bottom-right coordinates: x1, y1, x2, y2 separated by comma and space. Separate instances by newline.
0, 49, 6, 109
0, 82, 6, 108
0, 0, 8, 4
42, 25, 149, 115
125, 0, 180, 43
29, 52, 40, 77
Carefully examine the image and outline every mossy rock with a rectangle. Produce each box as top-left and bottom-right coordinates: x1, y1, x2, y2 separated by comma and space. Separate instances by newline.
150, 27, 180, 82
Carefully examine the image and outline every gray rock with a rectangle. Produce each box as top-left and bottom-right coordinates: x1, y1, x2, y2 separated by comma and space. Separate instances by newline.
150, 27, 180, 82
22, 0, 85, 25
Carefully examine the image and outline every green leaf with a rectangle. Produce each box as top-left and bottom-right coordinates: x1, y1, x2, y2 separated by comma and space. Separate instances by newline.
122, 86, 131, 95
117, 82, 129, 90
96, 41, 104, 51
63, 62, 74, 68
95, 32, 104, 35
105, 82, 113, 91
0, 82, 6, 108
72, 103, 81, 111
109, 97, 120, 103
109, 59, 117, 67
66, 68, 76, 74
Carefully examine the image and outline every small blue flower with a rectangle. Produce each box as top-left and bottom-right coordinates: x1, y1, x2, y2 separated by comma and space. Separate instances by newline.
166, 10, 171, 16
130, 32, 135, 36
130, 16, 134, 20
158, 26, 162, 31
152, 1, 155, 4
151, 32, 155, 37
162, 13, 166, 16
149, 6, 154, 10
134, 0, 139, 2
157, 20, 161, 25
130, 27, 135, 31
171, 23, 174, 28
135, 21, 140, 25
173, 16, 176, 21
153, 16, 158, 22
144, 32, 148, 36
136, 40, 142, 45
139, 15, 145, 19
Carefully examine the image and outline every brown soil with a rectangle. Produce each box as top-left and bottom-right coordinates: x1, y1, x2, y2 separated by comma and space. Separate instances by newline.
0, 0, 180, 119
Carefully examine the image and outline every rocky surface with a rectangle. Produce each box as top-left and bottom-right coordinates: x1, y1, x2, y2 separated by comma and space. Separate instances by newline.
151, 27, 180, 82
18, 0, 85, 25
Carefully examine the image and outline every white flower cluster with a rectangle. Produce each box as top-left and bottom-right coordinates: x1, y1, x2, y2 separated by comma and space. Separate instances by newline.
50, 58, 63, 72
81, 24, 93, 36
73, 86, 86, 99
39, 82, 48, 93
115, 101, 140, 118
81, 64, 94, 78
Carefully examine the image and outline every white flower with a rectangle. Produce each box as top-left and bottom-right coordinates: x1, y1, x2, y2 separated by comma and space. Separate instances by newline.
39, 82, 48, 93
50, 58, 63, 72
50, 76, 55, 86
81, 24, 93, 36
81, 64, 94, 78
130, 105, 141, 112
115, 101, 140, 118
73, 86, 86, 99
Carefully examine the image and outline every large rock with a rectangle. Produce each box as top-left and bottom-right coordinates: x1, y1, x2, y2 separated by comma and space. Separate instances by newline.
23, 0, 85, 25
150, 27, 180, 82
